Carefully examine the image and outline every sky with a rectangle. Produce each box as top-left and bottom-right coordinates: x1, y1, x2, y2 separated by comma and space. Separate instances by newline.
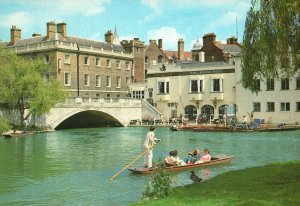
0, 0, 252, 51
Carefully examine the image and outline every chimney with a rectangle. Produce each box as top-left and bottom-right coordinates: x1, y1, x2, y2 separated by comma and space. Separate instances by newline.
158, 39, 163, 49
105, 30, 113, 44
149, 39, 156, 44
57, 23, 67, 38
32, 33, 41, 37
178, 38, 184, 61
10, 25, 21, 45
47, 21, 56, 39
227, 36, 238, 44
203, 33, 216, 47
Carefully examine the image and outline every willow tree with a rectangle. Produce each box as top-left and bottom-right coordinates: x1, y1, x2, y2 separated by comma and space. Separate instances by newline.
242, 0, 300, 92
0, 44, 66, 127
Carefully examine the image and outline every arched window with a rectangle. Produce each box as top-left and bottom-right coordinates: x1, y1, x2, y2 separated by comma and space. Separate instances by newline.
201, 105, 214, 123
184, 105, 197, 120
218, 104, 229, 119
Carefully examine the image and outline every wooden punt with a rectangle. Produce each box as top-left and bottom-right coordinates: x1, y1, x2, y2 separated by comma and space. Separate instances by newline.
128, 155, 233, 174
3, 132, 34, 138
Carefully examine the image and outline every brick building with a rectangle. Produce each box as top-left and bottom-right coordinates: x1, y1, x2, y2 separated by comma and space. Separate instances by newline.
193, 33, 241, 62
5, 22, 133, 99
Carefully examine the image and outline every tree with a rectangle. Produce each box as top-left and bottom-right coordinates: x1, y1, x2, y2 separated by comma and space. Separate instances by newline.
0, 44, 66, 127
242, 0, 300, 92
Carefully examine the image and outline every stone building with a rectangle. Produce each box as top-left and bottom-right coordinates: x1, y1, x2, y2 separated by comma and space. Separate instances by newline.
5, 22, 133, 100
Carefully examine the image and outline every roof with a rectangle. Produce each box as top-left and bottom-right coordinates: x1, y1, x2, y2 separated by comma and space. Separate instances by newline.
7, 33, 125, 51
163, 50, 192, 60
215, 43, 241, 56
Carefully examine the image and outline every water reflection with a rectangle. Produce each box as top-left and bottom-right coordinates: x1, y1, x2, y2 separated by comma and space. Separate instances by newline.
0, 128, 299, 205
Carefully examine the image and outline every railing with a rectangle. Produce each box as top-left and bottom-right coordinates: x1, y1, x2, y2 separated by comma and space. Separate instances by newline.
13, 40, 133, 58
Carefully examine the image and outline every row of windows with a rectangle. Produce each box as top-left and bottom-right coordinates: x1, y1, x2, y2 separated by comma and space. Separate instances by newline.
253, 102, 300, 112
254, 78, 300, 91
64, 72, 131, 88
43, 54, 131, 69
157, 79, 224, 94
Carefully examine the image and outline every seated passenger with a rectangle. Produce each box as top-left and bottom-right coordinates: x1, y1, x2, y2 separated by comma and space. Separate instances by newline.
185, 149, 201, 164
195, 148, 211, 164
164, 150, 186, 167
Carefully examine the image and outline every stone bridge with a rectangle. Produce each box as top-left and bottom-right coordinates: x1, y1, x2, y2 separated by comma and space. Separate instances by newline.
33, 98, 161, 130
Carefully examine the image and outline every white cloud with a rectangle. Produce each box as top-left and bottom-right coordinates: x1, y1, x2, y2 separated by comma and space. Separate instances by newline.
147, 26, 184, 50
0, 11, 32, 30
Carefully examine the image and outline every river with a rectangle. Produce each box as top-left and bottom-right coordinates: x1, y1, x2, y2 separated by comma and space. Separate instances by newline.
0, 127, 299, 205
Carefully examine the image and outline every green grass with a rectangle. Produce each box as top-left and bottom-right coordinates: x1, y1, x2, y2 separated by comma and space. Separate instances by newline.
133, 160, 300, 206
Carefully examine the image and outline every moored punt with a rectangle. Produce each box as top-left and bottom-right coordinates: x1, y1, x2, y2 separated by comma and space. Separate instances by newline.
3, 132, 34, 138
128, 155, 233, 174
193, 126, 300, 132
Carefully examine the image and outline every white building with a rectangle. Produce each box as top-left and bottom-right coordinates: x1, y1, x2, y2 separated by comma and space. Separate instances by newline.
146, 57, 300, 125
146, 61, 237, 123
234, 56, 300, 125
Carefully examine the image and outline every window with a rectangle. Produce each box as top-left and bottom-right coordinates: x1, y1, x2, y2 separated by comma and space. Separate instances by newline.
126, 77, 131, 84
266, 79, 274, 91
44, 72, 50, 82
95, 75, 101, 87
116, 60, 121, 69
253, 102, 261, 112
296, 102, 300, 112
96, 93, 100, 98
281, 78, 289, 90
64, 72, 71, 86
211, 78, 223, 92
84, 56, 89, 65
157, 81, 169, 94
190, 79, 203, 93
96, 57, 100, 67
158, 55, 163, 63
296, 77, 300, 89
106, 59, 111, 68
64, 54, 71, 64
106, 76, 111, 87
280, 102, 290, 111
266, 102, 275, 112
44, 54, 50, 64
125, 61, 130, 70
116, 76, 121, 88
132, 90, 144, 99
145, 56, 148, 63
84, 74, 90, 86
255, 79, 260, 91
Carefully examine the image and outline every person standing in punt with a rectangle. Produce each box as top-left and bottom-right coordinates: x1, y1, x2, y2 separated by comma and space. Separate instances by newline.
143, 126, 160, 168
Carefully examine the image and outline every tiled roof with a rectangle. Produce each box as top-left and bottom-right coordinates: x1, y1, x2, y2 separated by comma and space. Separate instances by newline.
215, 43, 241, 56
163, 50, 192, 60
8, 33, 125, 51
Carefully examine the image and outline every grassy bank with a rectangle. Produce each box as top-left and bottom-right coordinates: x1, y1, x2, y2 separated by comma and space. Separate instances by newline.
133, 161, 300, 205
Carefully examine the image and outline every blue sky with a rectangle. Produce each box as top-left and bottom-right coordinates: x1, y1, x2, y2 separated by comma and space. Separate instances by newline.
0, 0, 251, 50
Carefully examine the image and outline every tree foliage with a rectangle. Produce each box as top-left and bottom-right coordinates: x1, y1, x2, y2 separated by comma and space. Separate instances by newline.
242, 0, 300, 92
0, 44, 66, 126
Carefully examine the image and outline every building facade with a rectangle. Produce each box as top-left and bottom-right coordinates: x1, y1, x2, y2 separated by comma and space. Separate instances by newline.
146, 61, 237, 122
5, 22, 133, 99
234, 56, 300, 125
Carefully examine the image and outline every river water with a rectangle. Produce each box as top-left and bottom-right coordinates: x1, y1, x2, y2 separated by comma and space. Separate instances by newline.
0, 127, 299, 205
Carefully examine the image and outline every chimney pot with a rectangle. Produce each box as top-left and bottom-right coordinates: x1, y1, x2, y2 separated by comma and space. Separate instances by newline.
10, 25, 21, 44
158, 39, 163, 49
178, 38, 184, 61
47, 21, 56, 39
57, 22, 67, 38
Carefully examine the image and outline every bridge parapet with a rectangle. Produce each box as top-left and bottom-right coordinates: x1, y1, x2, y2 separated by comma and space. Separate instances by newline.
56, 97, 141, 108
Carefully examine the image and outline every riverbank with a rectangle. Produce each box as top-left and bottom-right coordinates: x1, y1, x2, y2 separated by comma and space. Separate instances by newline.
134, 160, 300, 205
